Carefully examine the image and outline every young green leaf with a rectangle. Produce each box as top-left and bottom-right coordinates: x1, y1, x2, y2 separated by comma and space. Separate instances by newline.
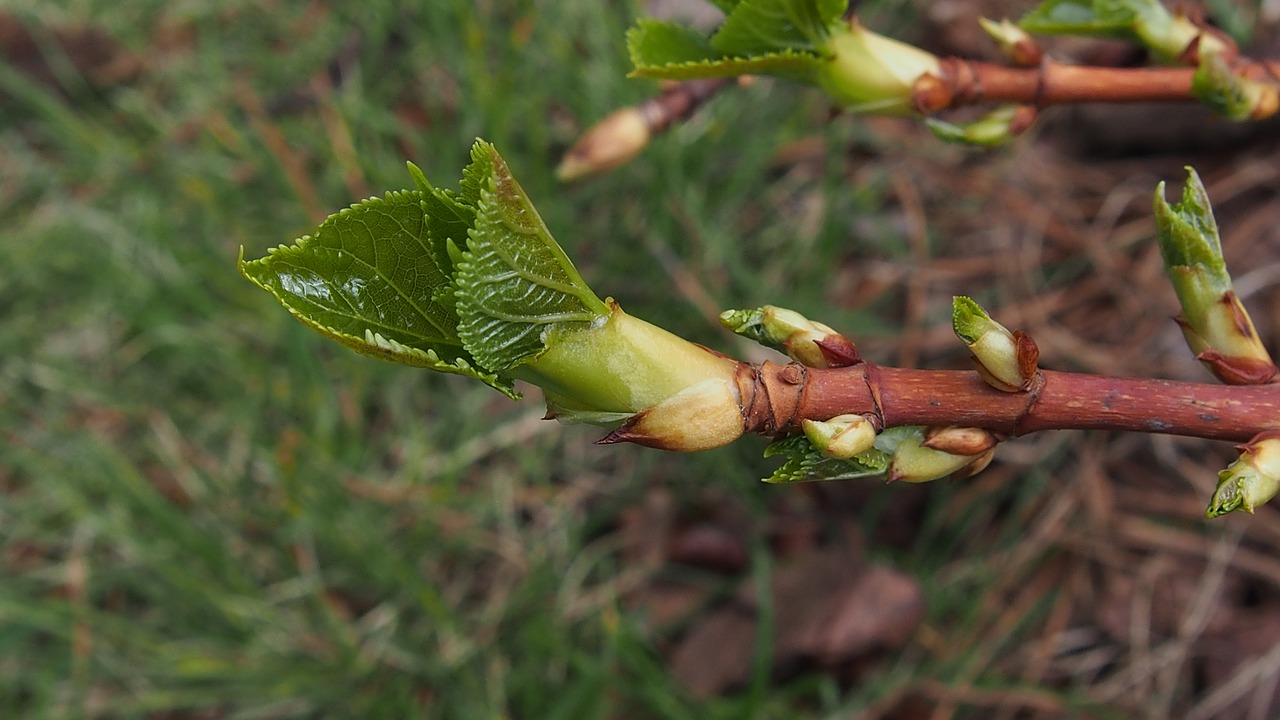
709, 0, 845, 57
627, 19, 718, 69
238, 191, 515, 396
408, 164, 475, 310
454, 142, 610, 373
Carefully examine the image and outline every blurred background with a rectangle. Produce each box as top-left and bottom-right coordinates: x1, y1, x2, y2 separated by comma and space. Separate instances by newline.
3, 0, 1280, 717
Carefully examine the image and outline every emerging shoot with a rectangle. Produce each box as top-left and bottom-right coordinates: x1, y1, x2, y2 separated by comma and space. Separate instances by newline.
1153, 168, 1277, 385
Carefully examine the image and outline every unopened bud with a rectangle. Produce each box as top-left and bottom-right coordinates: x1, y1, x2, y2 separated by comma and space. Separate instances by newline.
925, 105, 1038, 146
598, 377, 744, 452
1192, 51, 1280, 121
950, 447, 997, 480
1206, 431, 1280, 517
818, 19, 942, 114
557, 107, 652, 181
888, 427, 991, 483
802, 414, 877, 460
978, 18, 1042, 66
720, 306, 861, 368
922, 426, 998, 456
952, 296, 1038, 392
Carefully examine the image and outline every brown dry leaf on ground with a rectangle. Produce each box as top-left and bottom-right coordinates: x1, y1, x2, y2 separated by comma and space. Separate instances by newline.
668, 549, 925, 697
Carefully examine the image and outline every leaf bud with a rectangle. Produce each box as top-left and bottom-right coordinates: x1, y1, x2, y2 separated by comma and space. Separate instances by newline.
802, 414, 878, 460
597, 377, 745, 452
556, 107, 652, 182
1205, 431, 1280, 518
1192, 51, 1280, 121
1155, 169, 1277, 384
922, 426, 998, 456
721, 305, 860, 368
818, 19, 942, 114
952, 297, 1038, 392
977, 18, 1042, 66
888, 427, 995, 484
925, 105, 1038, 147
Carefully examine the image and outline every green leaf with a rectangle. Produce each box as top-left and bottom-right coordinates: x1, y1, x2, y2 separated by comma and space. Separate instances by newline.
1153, 167, 1224, 277
238, 191, 516, 397
455, 142, 609, 373
407, 162, 475, 311
630, 48, 823, 82
1019, 0, 1140, 38
710, 0, 846, 57
627, 19, 718, 68
763, 434, 890, 483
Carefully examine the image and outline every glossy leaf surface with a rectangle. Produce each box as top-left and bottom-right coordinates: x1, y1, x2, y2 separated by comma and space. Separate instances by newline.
239, 190, 516, 396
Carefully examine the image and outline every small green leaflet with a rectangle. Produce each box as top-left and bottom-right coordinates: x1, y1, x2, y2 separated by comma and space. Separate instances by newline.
763, 434, 889, 483
454, 142, 609, 374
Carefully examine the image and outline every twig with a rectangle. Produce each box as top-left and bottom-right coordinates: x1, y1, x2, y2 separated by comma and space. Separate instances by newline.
915, 56, 1280, 115
738, 361, 1279, 443
557, 78, 732, 180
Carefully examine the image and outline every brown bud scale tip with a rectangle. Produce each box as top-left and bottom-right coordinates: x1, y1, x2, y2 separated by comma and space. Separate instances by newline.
1195, 350, 1279, 386
815, 335, 862, 368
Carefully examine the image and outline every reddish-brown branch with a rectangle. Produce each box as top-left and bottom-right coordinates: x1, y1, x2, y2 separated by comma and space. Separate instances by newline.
915, 57, 1280, 115
742, 361, 1280, 443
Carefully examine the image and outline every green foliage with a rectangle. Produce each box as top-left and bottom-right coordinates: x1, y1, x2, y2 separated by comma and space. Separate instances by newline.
241, 140, 609, 397
238, 190, 516, 395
